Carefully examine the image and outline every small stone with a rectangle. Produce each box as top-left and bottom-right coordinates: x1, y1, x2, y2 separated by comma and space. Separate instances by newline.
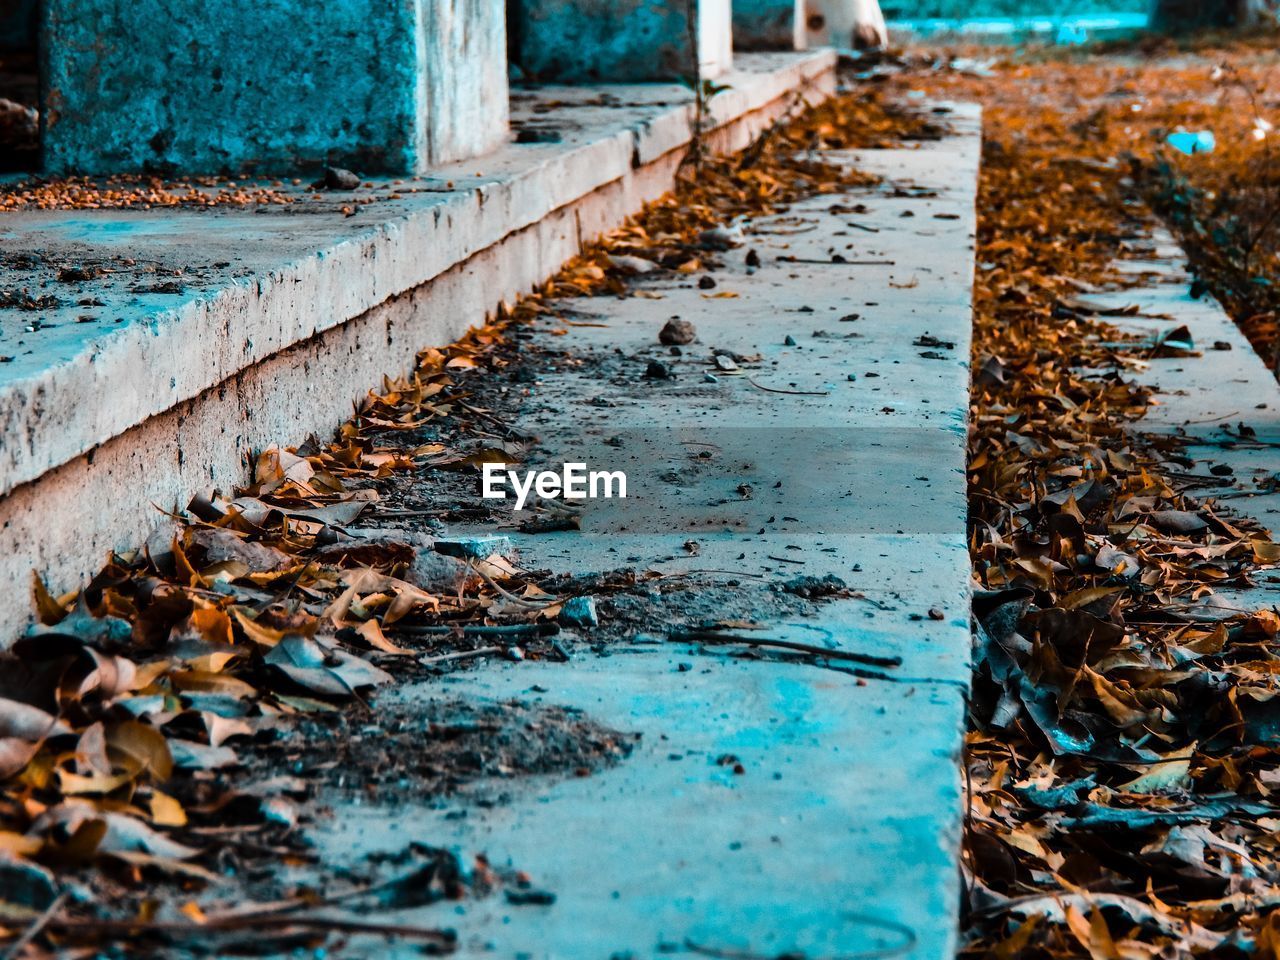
745, 249, 761, 268
433, 536, 513, 561
1213, 340, 1232, 350
659, 318, 696, 345
408, 550, 476, 593
260, 796, 299, 828
783, 335, 797, 347
847, 374, 857, 382
713, 354, 738, 371
559, 596, 599, 628
645, 360, 673, 380
703, 373, 719, 383
317, 166, 361, 190
698, 275, 717, 289
928, 607, 945, 621
607, 254, 659, 275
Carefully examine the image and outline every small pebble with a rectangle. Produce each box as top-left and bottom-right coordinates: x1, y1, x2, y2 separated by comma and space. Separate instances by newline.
317, 166, 361, 190
783, 335, 797, 347
713, 354, 739, 371
559, 596, 599, 627
659, 318, 697, 345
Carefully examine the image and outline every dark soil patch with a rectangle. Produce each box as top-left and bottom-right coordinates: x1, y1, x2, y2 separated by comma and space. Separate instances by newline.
251, 697, 637, 809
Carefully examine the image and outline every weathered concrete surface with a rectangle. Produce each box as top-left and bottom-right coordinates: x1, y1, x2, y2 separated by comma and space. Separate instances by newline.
0, 52, 836, 643
510, 0, 732, 82
735, 0, 807, 49
41, 0, 508, 175
297, 104, 982, 958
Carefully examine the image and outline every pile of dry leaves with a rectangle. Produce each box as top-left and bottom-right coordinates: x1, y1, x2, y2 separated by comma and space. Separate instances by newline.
891, 44, 1280, 957
0, 89, 923, 955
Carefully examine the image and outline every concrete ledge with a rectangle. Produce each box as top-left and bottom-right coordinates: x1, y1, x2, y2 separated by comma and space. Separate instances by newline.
0, 51, 837, 642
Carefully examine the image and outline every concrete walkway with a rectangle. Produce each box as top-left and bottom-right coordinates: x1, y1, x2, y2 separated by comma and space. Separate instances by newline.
290, 106, 982, 959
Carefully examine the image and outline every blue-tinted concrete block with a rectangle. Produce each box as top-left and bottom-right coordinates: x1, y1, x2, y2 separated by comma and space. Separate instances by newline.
42, 0, 508, 176
733, 0, 805, 50
510, 0, 731, 83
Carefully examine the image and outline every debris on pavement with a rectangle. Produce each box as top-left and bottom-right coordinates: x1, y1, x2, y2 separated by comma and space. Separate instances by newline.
0, 87, 931, 954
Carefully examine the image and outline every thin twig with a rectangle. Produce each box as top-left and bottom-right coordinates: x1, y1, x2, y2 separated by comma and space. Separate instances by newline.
777, 256, 896, 265
389, 622, 557, 638
746, 377, 829, 397
468, 560, 558, 609
418, 645, 504, 666
3, 893, 67, 960
47, 915, 455, 943
670, 629, 902, 668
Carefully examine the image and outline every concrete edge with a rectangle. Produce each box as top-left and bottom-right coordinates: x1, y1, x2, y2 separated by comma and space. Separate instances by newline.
0, 55, 837, 643
0, 51, 836, 498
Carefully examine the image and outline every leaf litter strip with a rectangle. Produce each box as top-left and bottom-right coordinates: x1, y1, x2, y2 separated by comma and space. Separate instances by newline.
0, 91, 937, 956
884, 46, 1280, 957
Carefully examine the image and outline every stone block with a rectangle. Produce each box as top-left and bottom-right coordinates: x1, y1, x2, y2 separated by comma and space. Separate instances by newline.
41, 0, 508, 175
509, 0, 731, 82
733, 0, 806, 50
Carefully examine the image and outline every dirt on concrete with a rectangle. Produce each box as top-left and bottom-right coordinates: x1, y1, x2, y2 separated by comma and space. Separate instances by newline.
249, 696, 638, 810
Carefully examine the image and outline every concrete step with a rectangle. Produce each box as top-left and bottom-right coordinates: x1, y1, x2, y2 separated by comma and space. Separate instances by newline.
286, 104, 982, 959
1077, 225, 1280, 612
0, 52, 835, 643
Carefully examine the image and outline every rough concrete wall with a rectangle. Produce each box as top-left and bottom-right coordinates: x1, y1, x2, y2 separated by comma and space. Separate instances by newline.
733, 0, 805, 49
421, 0, 510, 166
41, 0, 424, 175
511, 0, 707, 82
